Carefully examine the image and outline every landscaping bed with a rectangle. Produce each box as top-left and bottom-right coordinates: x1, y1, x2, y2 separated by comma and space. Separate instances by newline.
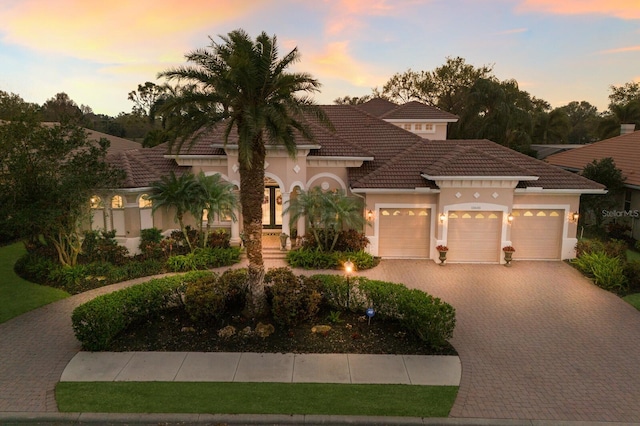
108, 305, 457, 355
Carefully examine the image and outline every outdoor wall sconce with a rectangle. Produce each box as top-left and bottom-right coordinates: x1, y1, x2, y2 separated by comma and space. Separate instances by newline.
367, 210, 373, 221
571, 212, 580, 222
507, 212, 514, 223
439, 213, 446, 223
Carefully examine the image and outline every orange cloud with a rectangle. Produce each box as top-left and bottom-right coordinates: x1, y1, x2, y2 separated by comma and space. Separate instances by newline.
0, 0, 268, 63
307, 41, 386, 87
517, 0, 640, 20
598, 45, 640, 54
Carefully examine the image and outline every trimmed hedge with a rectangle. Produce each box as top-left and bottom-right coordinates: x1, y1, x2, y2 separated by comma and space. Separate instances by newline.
314, 274, 456, 349
265, 267, 322, 327
166, 247, 241, 272
72, 271, 212, 351
286, 249, 379, 270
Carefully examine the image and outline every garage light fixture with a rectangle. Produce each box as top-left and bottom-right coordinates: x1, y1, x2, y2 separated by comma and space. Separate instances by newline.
439, 213, 446, 223
571, 212, 579, 222
367, 210, 373, 221
507, 212, 514, 223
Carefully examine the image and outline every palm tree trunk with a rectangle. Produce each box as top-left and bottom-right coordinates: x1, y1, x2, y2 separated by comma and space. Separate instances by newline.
240, 140, 268, 318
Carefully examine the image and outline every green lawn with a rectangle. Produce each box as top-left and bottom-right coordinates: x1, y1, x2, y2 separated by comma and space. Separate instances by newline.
0, 242, 69, 324
623, 293, 640, 311
56, 382, 457, 417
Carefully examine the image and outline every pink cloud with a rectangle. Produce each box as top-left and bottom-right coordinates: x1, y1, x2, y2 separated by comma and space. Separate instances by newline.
517, 0, 640, 20
307, 41, 386, 87
598, 45, 640, 54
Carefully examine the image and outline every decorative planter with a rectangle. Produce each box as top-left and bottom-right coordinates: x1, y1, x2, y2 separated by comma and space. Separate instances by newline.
279, 233, 289, 251
503, 251, 513, 267
438, 251, 447, 265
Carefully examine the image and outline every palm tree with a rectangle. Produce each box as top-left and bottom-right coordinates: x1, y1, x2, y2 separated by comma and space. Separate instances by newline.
148, 171, 198, 251
191, 172, 238, 248
285, 188, 364, 252
157, 29, 327, 316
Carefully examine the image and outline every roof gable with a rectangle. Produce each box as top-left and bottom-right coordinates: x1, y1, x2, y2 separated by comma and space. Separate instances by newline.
380, 101, 459, 121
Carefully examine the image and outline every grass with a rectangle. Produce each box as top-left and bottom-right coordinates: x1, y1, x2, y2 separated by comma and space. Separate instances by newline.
623, 293, 640, 311
56, 382, 457, 417
0, 242, 69, 324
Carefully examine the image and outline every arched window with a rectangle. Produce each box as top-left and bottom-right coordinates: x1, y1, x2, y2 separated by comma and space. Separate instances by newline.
90, 196, 103, 209
138, 194, 152, 208
111, 195, 124, 209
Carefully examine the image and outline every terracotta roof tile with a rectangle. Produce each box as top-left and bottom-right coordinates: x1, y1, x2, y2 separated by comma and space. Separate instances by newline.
380, 101, 459, 121
546, 131, 640, 186
355, 98, 398, 117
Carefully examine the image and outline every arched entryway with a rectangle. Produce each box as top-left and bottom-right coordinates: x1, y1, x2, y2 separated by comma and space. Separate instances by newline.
262, 177, 283, 229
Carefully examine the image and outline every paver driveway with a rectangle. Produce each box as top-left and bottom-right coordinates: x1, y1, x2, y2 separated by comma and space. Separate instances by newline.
1, 260, 639, 422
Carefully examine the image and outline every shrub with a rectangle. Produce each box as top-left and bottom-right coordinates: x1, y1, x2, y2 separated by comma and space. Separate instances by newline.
286, 249, 378, 270
607, 222, 632, 242
72, 271, 211, 351
183, 268, 248, 322
603, 239, 628, 259
300, 229, 370, 252
138, 228, 165, 260
313, 275, 456, 349
572, 251, 628, 293
166, 247, 241, 272
265, 267, 322, 327
207, 229, 231, 248
14, 252, 57, 284
624, 260, 640, 294
575, 239, 605, 257
80, 230, 129, 265
48, 264, 88, 293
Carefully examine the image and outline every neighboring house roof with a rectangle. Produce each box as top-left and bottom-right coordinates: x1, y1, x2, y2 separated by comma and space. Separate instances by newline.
531, 144, 586, 160
355, 98, 398, 117
39, 122, 142, 156
546, 131, 640, 187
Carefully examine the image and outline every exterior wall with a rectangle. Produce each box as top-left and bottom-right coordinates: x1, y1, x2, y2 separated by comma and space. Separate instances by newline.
387, 121, 449, 139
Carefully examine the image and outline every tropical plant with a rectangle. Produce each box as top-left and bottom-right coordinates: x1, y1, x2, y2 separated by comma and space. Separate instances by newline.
285, 187, 365, 252
156, 29, 328, 316
190, 172, 238, 248
148, 171, 198, 251
580, 157, 625, 228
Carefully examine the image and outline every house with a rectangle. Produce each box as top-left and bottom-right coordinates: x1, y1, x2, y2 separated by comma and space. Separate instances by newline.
96, 99, 605, 264
546, 129, 640, 240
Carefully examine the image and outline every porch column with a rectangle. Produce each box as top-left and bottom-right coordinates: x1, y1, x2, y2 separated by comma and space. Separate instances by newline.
230, 216, 241, 247
281, 192, 291, 249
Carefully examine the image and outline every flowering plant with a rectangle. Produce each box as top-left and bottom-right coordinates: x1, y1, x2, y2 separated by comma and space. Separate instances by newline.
502, 246, 516, 252
436, 245, 449, 252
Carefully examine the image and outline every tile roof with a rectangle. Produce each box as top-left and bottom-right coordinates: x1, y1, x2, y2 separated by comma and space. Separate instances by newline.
546, 131, 640, 187
379, 101, 459, 121
355, 98, 398, 117
107, 103, 603, 192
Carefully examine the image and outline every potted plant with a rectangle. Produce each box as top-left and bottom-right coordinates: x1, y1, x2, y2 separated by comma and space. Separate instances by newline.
502, 246, 515, 266
436, 245, 449, 265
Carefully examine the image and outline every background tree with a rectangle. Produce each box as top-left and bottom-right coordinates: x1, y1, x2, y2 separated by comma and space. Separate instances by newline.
558, 101, 600, 144
333, 95, 372, 105
0, 114, 124, 265
128, 82, 167, 118
156, 29, 327, 316
532, 108, 570, 144
39, 92, 83, 123
0, 90, 38, 120
580, 157, 626, 228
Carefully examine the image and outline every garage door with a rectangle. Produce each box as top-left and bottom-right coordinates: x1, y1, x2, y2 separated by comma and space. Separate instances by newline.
511, 209, 563, 260
447, 211, 502, 262
379, 208, 430, 258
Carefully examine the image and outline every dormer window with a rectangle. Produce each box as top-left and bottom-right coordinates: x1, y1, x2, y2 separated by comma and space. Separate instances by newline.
415, 124, 422, 131
403, 124, 412, 130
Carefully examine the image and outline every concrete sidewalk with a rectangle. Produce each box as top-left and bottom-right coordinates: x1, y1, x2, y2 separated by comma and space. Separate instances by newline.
60, 351, 462, 385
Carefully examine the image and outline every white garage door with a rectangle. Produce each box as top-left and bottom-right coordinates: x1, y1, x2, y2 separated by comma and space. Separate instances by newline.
447, 211, 502, 262
378, 208, 430, 258
511, 209, 564, 260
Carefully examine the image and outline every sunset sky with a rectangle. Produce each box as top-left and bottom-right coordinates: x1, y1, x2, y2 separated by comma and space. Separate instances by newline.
1, 0, 638, 116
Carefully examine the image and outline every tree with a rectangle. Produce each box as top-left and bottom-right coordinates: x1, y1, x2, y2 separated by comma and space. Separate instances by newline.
532, 108, 570, 144
39, 92, 83, 123
190, 172, 238, 247
608, 81, 640, 106
128, 82, 167, 118
333, 95, 372, 105
148, 171, 199, 252
598, 100, 640, 139
558, 101, 600, 144
286, 188, 365, 252
0, 90, 38, 120
0, 114, 124, 265
580, 157, 625, 228
156, 29, 327, 316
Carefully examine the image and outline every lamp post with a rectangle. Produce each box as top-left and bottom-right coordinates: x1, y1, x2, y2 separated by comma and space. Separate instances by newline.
344, 259, 354, 310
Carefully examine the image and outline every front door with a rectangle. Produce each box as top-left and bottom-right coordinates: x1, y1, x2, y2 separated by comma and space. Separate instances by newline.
262, 186, 283, 229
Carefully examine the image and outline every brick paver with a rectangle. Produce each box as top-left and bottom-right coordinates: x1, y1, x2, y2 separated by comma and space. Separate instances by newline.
1, 260, 639, 422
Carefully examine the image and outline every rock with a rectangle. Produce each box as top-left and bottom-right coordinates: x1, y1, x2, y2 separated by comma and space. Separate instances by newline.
311, 325, 332, 334
181, 326, 195, 333
217, 325, 237, 338
255, 322, 275, 338
239, 326, 253, 337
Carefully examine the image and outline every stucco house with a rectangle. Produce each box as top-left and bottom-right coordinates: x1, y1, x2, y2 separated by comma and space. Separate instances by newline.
546, 129, 640, 240
93, 99, 604, 264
